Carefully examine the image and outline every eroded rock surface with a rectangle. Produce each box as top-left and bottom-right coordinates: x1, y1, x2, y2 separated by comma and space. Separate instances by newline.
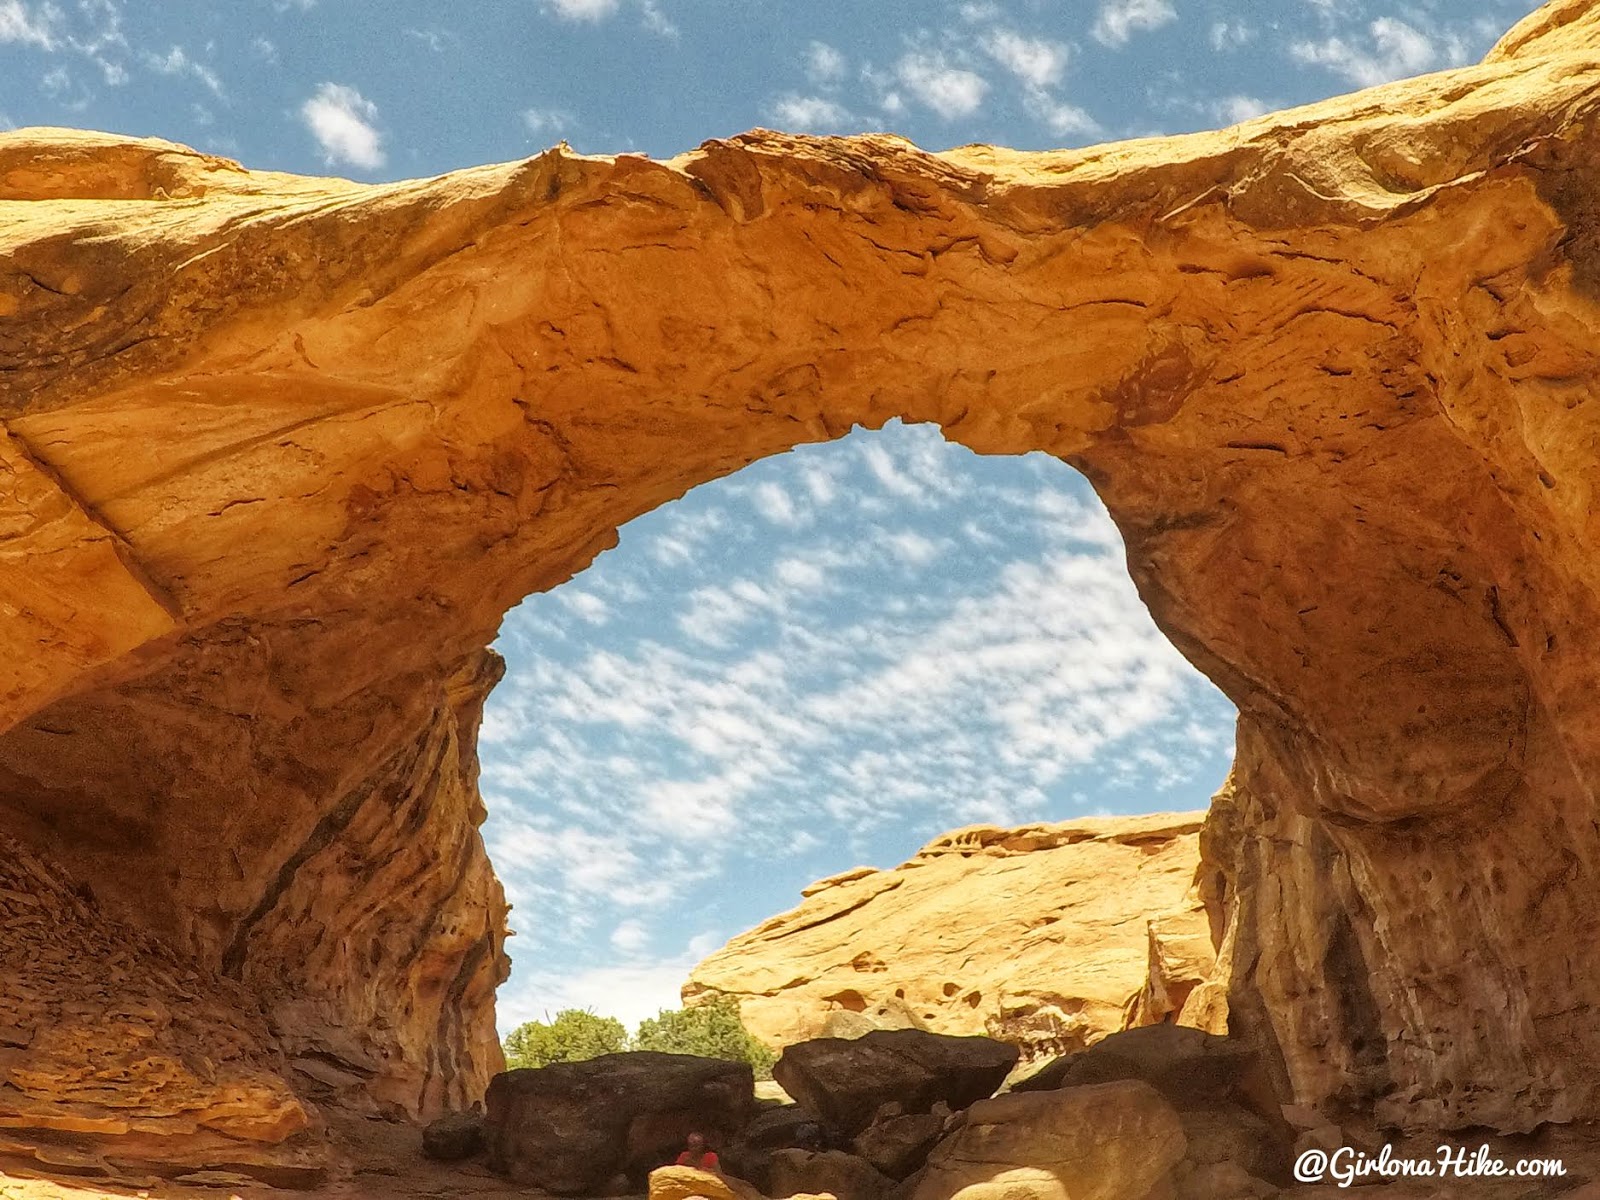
910, 1081, 1188, 1200
685, 814, 1216, 1057
0, 836, 322, 1188
4, 0, 1600, 1169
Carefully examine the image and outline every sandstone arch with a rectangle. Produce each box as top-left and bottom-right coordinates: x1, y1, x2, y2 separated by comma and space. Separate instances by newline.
5, 0, 1600, 1172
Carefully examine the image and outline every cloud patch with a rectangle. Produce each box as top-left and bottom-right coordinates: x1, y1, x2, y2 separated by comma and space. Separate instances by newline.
1290, 17, 1453, 87
300, 82, 385, 170
0, 0, 56, 48
1092, 0, 1177, 47
895, 50, 988, 120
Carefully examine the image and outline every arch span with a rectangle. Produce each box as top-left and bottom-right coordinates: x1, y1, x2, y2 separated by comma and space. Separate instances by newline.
4, 0, 1600, 1160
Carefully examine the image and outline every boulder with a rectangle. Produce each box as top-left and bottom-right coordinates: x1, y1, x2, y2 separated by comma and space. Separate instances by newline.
769, 1148, 895, 1200
852, 1113, 947, 1180
649, 1165, 747, 1200
909, 1081, 1187, 1200
1010, 1025, 1292, 1187
774, 1030, 1019, 1137
723, 1103, 828, 1189
421, 1109, 485, 1161
485, 1052, 756, 1193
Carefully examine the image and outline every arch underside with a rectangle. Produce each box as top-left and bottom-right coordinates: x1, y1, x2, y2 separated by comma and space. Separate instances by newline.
5, 0, 1600, 1175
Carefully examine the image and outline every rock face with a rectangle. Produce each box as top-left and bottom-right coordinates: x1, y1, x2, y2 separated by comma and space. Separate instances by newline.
0, 834, 325, 1188
483, 1052, 756, 1193
686, 814, 1216, 1057
910, 1081, 1188, 1200
5, 0, 1600, 1163
773, 1031, 1018, 1138
1013, 1025, 1294, 1191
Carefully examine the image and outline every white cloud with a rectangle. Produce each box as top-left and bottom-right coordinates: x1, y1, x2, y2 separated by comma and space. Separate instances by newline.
885, 530, 941, 566
404, 27, 456, 53
1211, 94, 1270, 124
896, 51, 988, 120
981, 30, 1067, 89
1092, 0, 1177, 47
144, 45, 223, 96
751, 481, 802, 527
640, 0, 676, 38
544, 0, 619, 19
1290, 18, 1440, 87
610, 919, 651, 954
1026, 92, 1101, 137
772, 92, 856, 131
1209, 20, 1256, 51
805, 40, 847, 86
252, 36, 277, 63
523, 106, 575, 136
0, 1, 56, 49
300, 82, 385, 170
558, 589, 611, 625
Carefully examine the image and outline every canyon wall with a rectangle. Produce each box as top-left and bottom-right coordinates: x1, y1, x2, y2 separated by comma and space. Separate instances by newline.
4, 0, 1600, 1169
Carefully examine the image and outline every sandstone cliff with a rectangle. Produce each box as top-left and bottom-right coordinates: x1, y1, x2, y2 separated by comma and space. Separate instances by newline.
685, 814, 1220, 1057
4, 0, 1600, 1175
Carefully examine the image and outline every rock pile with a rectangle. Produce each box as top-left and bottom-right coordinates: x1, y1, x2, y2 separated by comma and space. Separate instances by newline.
474, 1026, 1298, 1200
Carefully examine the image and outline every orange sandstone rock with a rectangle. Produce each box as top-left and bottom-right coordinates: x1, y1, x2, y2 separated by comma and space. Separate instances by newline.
1, 2, 1600, 1173
684, 814, 1216, 1057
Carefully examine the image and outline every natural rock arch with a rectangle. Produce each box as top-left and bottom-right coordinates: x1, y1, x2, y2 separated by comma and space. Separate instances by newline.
4, 0, 1600, 1168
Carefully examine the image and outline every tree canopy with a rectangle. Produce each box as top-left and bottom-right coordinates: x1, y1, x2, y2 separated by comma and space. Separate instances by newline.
501, 997, 774, 1078
502, 1008, 628, 1070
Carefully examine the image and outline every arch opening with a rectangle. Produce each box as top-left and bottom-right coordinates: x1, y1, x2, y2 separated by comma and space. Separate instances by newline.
476, 419, 1235, 1052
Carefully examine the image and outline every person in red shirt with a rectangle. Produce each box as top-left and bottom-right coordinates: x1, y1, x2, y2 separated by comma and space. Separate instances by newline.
675, 1132, 721, 1173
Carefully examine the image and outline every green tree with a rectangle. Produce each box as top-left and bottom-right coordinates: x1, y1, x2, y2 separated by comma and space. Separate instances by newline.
502, 1008, 628, 1070
633, 997, 777, 1080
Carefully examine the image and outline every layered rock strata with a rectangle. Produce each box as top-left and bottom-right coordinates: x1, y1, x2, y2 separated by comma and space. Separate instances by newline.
2, 0, 1600, 1160
685, 814, 1217, 1056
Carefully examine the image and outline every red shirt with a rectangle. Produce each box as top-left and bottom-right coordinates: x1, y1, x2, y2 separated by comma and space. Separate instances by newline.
676, 1149, 720, 1172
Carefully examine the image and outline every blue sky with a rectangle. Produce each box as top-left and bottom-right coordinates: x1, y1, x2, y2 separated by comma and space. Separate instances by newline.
2, 0, 1539, 1033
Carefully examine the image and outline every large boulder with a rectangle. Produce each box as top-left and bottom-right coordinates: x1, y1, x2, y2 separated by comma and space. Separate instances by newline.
723, 1103, 828, 1189
852, 1112, 948, 1180
909, 1081, 1187, 1200
1012, 1025, 1293, 1188
485, 1052, 757, 1193
421, 1110, 485, 1161
774, 1030, 1019, 1137
769, 1148, 896, 1200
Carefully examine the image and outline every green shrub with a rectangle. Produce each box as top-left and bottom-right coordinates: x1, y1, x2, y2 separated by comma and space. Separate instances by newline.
502, 1008, 628, 1070
633, 996, 776, 1080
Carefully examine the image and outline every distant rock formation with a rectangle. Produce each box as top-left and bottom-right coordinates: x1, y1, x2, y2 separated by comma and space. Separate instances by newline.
684, 814, 1220, 1058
